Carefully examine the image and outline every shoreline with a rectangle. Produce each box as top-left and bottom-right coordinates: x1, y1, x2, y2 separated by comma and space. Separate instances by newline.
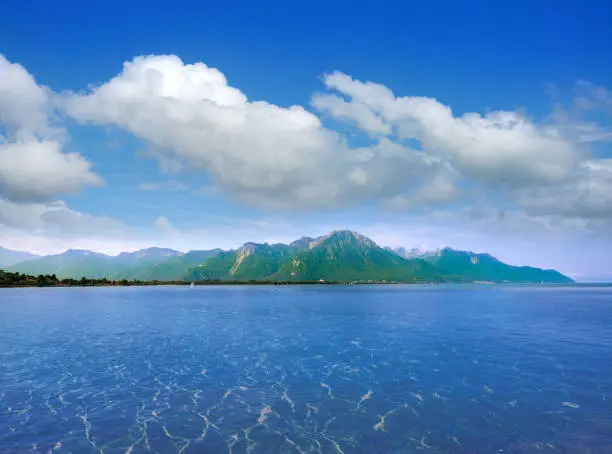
1, 279, 436, 288
2, 280, 606, 289
0, 269, 597, 288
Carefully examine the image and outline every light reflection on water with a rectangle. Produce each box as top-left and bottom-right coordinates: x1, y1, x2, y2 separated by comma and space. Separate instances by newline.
1, 285, 611, 453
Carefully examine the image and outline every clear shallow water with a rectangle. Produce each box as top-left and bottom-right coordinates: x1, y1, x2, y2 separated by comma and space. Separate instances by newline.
1, 285, 612, 454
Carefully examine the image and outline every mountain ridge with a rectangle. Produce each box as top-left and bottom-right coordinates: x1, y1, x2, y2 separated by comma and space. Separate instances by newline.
3, 231, 574, 283
0, 247, 39, 268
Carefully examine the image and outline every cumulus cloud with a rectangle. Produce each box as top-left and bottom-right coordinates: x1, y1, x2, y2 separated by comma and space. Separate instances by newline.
311, 91, 391, 136
1, 52, 609, 242
316, 71, 581, 187
516, 159, 612, 222
312, 71, 612, 231
61, 55, 451, 210
0, 55, 50, 139
0, 198, 125, 236
0, 55, 103, 203
0, 140, 103, 202
60, 54, 612, 226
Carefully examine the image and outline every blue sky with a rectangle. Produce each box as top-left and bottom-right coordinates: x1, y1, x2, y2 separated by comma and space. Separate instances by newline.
1, 0, 611, 280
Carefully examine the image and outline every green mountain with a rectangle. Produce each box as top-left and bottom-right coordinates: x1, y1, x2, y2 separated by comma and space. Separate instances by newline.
274, 231, 439, 282
394, 247, 573, 284
8, 249, 113, 279
0, 247, 39, 268
114, 247, 183, 268
120, 249, 221, 281
188, 243, 294, 280
3, 231, 574, 284
7, 247, 185, 280
187, 231, 442, 282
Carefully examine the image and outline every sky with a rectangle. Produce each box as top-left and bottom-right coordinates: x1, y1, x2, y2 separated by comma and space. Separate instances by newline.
0, 0, 611, 281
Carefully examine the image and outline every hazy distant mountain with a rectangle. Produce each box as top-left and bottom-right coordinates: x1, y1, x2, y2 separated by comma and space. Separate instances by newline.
8, 247, 184, 280
8, 249, 113, 279
120, 249, 221, 281
4, 231, 573, 283
115, 247, 184, 268
112, 247, 184, 278
390, 247, 428, 258
0, 247, 38, 267
393, 246, 573, 284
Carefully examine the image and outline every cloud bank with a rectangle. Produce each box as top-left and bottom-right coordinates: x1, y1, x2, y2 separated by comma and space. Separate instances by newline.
59, 55, 612, 229
0, 53, 611, 257
61, 55, 453, 210
0, 55, 115, 246
0, 56, 103, 203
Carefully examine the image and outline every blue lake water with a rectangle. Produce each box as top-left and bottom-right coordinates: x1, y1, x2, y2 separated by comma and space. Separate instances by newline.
1, 285, 611, 453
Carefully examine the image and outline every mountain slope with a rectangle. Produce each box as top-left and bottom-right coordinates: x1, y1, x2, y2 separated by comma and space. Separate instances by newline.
274, 231, 440, 282
3, 232, 573, 284
115, 247, 183, 268
188, 243, 294, 280
109, 247, 184, 279
187, 231, 442, 282
8, 250, 113, 279
7, 247, 185, 280
396, 247, 573, 283
0, 247, 39, 267
121, 249, 221, 281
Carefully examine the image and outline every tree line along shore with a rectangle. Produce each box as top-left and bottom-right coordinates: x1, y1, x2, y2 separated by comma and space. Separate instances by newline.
0, 270, 356, 287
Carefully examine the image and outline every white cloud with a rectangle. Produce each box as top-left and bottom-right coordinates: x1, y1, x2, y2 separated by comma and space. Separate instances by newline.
0, 55, 50, 139
516, 159, 612, 222
2, 52, 611, 255
311, 91, 391, 136
0, 140, 103, 202
62, 55, 450, 210
316, 71, 581, 187
60, 55, 612, 225
547, 80, 612, 144
0, 54, 103, 203
0, 56, 121, 251
312, 72, 612, 231
0, 197, 125, 236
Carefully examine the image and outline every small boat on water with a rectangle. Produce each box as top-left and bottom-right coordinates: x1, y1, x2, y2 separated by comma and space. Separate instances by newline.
190, 282, 195, 288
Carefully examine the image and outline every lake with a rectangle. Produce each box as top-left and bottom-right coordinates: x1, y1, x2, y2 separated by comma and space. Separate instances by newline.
1, 285, 611, 453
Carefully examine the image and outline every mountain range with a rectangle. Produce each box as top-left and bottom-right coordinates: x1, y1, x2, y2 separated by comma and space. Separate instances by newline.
0, 247, 38, 267
1, 230, 574, 283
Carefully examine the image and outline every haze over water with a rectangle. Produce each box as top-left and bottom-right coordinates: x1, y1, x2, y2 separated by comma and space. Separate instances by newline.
1, 285, 611, 453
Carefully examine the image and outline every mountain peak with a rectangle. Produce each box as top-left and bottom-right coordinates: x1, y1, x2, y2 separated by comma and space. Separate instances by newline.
289, 237, 315, 249
0, 247, 39, 268
118, 247, 183, 258
5, 231, 573, 284
393, 247, 428, 258
63, 249, 108, 258
238, 241, 263, 256
309, 230, 378, 249
236, 242, 285, 257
